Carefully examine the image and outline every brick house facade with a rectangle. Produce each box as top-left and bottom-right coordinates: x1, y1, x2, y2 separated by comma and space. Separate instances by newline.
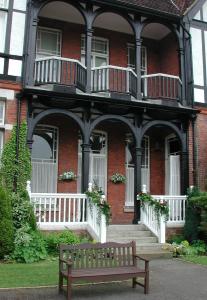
0, 0, 206, 227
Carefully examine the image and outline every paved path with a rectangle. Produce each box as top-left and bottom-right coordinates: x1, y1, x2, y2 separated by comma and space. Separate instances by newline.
0, 259, 207, 300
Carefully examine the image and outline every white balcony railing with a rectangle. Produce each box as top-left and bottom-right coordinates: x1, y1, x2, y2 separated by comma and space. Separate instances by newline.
141, 73, 182, 100
35, 56, 86, 92
91, 65, 137, 98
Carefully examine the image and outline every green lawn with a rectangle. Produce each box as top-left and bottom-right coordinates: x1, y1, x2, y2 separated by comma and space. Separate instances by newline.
182, 256, 207, 265
0, 259, 58, 288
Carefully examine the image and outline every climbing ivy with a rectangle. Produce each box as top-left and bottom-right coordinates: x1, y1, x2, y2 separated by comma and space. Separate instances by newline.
1, 121, 31, 193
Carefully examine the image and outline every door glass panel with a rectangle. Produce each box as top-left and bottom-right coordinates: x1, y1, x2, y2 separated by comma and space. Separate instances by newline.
95, 56, 107, 67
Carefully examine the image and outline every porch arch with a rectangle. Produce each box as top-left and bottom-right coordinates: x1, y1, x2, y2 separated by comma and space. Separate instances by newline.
89, 115, 137, 142
28, 109, 85, 141
141, 18, 180, 42
92, 8, 135, 36
141, 120, 184, 150
36, 0, 87, 24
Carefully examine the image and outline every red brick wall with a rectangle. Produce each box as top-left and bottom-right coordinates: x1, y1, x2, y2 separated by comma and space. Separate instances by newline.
188, 121, 194, 187
160, 33, 179, 76
194, 107, 207, 191
150, 135, 165, 195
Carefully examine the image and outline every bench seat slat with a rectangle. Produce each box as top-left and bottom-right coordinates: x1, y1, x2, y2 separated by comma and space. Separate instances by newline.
61, 266, 146, 279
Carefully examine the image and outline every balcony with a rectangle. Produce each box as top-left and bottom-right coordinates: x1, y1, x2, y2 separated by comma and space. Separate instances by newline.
34, 56, 182, 102
141, 74, 182, 101
35, 57, 86, 92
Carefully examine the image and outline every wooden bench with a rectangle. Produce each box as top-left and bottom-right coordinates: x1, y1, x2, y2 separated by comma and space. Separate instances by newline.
59, 241, 149, 300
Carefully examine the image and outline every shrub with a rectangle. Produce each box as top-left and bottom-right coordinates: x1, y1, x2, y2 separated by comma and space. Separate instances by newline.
12, 225, 47, 263
44, 231, 82, 255
184, 187, 202, 242
11, 191, 36, 231
167, 234, 185, 244
1, 121, 31, 193
184, 188, 207, 242
0, 186, 14, 259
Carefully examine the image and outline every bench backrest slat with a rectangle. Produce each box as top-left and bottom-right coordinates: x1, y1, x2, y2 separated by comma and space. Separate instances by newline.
60, 241, 136, 269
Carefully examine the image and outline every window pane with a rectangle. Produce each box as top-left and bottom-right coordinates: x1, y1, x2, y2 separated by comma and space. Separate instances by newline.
0, 101, 4, 124
204, 31, 207, 81
191, 27, 204, 86
10, 12, 25, 55
0, 58, 4, 74
95, 56, 107, 67
203, 2, 207, 22
194, 10, 201, 20
36, 29, 61, 57
13, 0, 27, 11
0, 11, 7, 53
0, 0, 8, 9
194, 88, 205, 103
8, 59, 22, 76
0, 131, 3, 157
92, 39, 108, 54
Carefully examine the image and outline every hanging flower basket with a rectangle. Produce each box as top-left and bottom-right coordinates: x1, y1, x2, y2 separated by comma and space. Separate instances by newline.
59, 170, 77, 181
110, 173, 126, 184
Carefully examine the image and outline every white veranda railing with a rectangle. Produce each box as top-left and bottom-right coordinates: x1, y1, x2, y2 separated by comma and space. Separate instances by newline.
141, 185, 187, 243
28, 181, 107, 243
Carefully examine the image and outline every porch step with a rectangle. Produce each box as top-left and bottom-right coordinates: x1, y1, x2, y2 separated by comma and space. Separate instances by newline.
106, 224, 172, 259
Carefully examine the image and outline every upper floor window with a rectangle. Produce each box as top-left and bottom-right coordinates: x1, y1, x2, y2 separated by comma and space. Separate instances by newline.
81, 36, 109, 67
193, 1, 207, 22
127, 44, 147, 75
0, 0, 27, 79
36, 27, 62, 58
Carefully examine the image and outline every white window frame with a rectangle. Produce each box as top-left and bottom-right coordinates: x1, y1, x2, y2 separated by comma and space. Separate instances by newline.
0, 100, 5, 125
125, 135, 150, 206
127, 43, 147, 74
78, 130, 108, 194
81, 35, 109, 67
0, 130, 4, 157
36, 27, 62, 58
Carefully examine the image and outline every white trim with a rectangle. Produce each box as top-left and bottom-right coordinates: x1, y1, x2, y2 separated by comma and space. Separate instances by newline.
0, 89, 14, 100
91, 64, 137, 77
0, 100, 5, 125
4, 124, 13, 130
35, 56, 86, 69
142, 73, 182, 83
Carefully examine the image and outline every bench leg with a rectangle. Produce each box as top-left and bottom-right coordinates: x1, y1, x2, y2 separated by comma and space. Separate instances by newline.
59, 272, 63, 293
144, 271, 149, 294
132, 277, 136, 288
67, 277, 72, 300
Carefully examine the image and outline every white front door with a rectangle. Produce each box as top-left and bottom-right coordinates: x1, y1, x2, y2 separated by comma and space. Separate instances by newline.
77, 131, 107, 193
125, 135, 150, 206
165, 135, 181, 195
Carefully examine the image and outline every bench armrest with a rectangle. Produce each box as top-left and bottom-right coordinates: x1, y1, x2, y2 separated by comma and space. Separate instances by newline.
134, 255, 149, 263
134, 255, 149, 272
59, 258, 73, 276
59, 258, 73, 266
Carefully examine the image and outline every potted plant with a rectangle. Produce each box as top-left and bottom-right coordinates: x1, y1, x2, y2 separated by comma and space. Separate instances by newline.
110, 173, 126, 184
59, 170, 77, 181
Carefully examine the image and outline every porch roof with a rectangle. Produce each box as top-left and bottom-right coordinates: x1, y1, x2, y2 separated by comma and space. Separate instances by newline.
97, 0, 196, 16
